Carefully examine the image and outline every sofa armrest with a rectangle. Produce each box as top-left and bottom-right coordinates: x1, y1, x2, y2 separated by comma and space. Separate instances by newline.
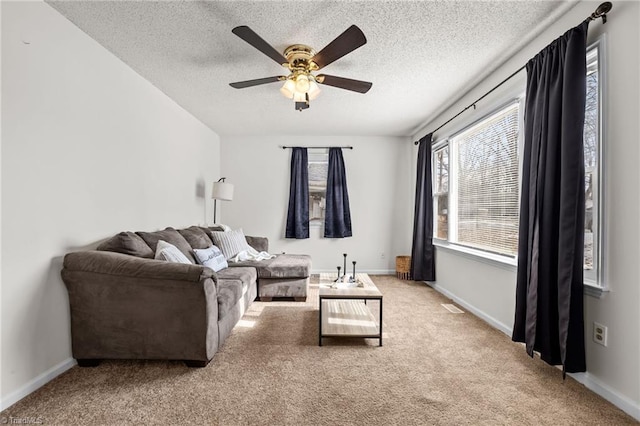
61, 251, 219, 362
245, 236, 269, 253
63, 250, 217, 284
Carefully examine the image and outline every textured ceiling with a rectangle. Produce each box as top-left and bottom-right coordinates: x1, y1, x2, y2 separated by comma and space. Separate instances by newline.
47, 1, 575, 136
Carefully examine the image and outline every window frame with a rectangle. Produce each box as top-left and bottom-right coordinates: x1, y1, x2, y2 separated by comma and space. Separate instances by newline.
308, 148, 329, 227
431, 98, 524, 265
584, 37, 606, 292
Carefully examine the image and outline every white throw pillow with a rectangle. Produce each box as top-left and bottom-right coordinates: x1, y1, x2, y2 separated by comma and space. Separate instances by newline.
209, 228, 251, 260
193, 245, 228, 272
155, 240, 192, 264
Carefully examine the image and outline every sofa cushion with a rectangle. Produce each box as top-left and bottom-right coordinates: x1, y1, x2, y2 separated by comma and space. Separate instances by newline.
216, 280, 246, 320
227, 254, 311, 279
216, 267, 256, 320
136, 228, 197, 264
155, 240, 192, 264
200, 225, 225, 233
216, 266, 258, 285
245, 236, 269, 253
96, 231, 154, 258
178, 226, 213, 250
209, 229, 251, 260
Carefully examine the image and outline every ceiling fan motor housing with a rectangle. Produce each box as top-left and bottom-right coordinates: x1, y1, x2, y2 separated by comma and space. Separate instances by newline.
283, 44, 318, 71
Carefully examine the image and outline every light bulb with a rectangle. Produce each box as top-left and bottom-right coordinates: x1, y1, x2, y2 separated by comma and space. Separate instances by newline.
293, 91, 306, 102
280, 79, 296, 99
307, 80, 321, 100
295, 74, 310, 93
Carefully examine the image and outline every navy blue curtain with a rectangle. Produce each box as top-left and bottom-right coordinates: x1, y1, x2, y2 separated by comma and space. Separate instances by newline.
512, 21, 589, 374
285, 147, 309, 239
324, 148, 352, 238
410, 133, 435, 281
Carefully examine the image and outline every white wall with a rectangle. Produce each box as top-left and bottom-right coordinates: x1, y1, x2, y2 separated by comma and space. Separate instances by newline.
1, 1, 221, 409
220, 135, 413, 273
411, 1, 640, 419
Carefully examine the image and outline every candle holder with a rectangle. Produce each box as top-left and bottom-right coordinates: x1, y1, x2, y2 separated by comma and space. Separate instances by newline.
335, 253, 350, 282
343, 253, 348, 278
350, 261, 357, 283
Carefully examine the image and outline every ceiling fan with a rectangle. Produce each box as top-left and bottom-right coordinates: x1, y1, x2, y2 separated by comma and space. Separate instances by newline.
229, 25, 372, 111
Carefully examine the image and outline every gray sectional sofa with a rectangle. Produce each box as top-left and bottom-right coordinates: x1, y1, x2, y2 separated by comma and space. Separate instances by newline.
60, 226, 311, 367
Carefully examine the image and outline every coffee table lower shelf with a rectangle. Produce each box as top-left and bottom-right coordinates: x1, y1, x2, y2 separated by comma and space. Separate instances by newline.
318, 298, 382, 346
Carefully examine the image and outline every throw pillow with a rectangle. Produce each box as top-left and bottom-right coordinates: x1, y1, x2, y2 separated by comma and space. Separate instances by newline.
193, 246, 228, 272
209, 228, 251, 260
155, 240, 192, 264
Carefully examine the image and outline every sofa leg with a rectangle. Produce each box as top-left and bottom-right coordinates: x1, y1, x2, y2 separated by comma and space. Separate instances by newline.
184, 359, 210, 368
294, 297, 307, 302
260, 297, 272, 302
76, 359, 101, 367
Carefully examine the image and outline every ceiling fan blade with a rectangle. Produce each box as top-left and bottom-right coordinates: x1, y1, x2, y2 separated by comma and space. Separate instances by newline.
316, 74, 372, 93
232, 26, 288, 65
311, 25, 367, 70
229, 76, 284, 89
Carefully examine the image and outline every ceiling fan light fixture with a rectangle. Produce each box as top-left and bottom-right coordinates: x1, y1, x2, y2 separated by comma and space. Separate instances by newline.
295, 74, 310, 93
307, 79, 321, 101
293, 91, 307, 102
280, 79, 296, 99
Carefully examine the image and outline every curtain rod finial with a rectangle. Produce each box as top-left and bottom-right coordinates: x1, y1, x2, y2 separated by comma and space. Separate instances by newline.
591, 2, 612, 22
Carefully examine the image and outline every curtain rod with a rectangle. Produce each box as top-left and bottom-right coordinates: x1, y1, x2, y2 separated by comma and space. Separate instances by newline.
414, 1, 612, 145
281, 146, 353, 150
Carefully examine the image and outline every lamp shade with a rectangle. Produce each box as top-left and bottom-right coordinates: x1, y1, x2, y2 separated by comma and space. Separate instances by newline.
212, 181, 234, 201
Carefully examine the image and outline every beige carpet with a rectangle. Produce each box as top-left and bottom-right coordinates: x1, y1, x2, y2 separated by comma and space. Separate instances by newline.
2, 275, 636, 425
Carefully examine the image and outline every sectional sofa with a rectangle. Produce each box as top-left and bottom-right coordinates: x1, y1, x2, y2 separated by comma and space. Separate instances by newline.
60, 226, 311, 367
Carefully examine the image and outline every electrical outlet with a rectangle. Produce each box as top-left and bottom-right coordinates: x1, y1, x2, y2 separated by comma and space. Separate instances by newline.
593, 322, 608, 347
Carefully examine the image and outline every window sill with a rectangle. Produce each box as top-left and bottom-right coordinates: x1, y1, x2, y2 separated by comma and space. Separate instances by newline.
434, 240, 606, 298
584, 282, 608, 298
433, 239, 517, 271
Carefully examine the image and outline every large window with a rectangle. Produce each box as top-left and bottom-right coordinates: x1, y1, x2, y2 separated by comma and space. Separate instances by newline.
433, 102, 521, 257
584, 42, 602, 286
432, 43, 604, 288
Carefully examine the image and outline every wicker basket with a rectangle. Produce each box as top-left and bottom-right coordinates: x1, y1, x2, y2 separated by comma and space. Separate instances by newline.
395, 255, 412, 280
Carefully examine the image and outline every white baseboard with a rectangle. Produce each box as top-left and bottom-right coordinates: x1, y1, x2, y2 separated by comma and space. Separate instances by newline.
569, 372, 640, 421
0, 357, 76, 411
426, 281, 513, 336
425, 281, 640, 422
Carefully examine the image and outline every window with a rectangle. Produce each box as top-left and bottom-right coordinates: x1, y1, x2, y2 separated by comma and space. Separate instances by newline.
433, 102, 521, 257
431, 43, 604, 288
433, 146, 449, 240
308, 150, 328, 225
584, 42, 603, 286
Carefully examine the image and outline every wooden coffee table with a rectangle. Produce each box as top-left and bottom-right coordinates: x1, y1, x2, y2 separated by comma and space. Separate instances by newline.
318, 273, 383, 346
